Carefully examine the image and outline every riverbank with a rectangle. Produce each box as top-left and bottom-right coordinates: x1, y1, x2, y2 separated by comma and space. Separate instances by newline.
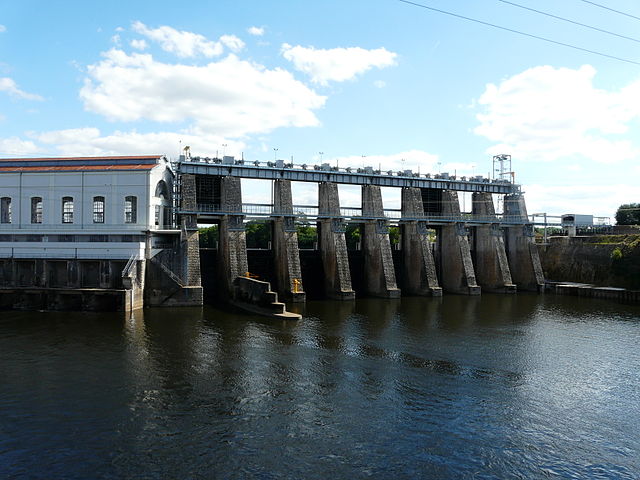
540, 234, 640, 291
545, 281, 640, 304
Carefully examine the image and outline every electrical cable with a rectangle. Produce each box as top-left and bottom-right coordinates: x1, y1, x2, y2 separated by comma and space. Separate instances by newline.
577, 0, 640, 22
498, 0, 640, 44
398, 0, 640, 66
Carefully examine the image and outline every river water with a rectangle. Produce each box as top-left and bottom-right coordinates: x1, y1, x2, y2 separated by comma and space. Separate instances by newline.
1, 294, 639, 479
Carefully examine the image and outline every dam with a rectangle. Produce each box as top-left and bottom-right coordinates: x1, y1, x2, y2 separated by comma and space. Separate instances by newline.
0, 153, 544, 312
176, 153, 543, 306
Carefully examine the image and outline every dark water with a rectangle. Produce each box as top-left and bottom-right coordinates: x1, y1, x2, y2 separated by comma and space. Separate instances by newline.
1, 295, 639, 479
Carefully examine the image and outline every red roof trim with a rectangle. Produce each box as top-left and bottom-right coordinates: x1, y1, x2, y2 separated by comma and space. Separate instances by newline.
0, 155, 162, 163
0, 165, 158, 172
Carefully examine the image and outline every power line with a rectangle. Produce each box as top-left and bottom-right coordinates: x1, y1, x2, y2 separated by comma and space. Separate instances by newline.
397, 0, 640, 66
577, 0, 640, 22
498, 0, 640, 44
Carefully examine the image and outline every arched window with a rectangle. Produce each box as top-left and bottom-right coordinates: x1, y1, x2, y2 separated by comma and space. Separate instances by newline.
124, 196, 137, 223
62, 197, 74, 223
93, 196, 105, 223
0, 197, 11, 224
31, 197, 43, 224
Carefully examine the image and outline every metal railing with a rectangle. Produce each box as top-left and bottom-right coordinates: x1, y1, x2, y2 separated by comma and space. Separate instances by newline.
181, 203, 534, 225
122, 254, 139, 279
150, 256, 185, 286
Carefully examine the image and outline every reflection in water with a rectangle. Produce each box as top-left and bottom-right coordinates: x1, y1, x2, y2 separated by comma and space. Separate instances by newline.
1, 295, 639, 478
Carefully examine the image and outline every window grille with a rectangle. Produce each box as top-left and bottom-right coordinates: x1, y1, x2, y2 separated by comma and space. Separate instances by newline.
0, 197, 11, 224
124, 196, 137, 223
62, 197, 74, 223
31, 197, 43, 224
93, 196, 105, 223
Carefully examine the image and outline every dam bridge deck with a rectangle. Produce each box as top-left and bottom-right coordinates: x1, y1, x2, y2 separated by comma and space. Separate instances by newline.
177, 157, 520, 195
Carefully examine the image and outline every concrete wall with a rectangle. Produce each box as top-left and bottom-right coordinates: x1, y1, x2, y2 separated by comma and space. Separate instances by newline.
0, 288, 129, 311
540, 235, 640, 290
0, 257, 134, 311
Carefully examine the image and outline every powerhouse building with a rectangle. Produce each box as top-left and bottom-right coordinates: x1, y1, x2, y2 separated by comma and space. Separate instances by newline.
0, 156, 198, 310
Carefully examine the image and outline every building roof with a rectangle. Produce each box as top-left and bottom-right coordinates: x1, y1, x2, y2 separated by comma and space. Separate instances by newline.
0, 155, 164, 172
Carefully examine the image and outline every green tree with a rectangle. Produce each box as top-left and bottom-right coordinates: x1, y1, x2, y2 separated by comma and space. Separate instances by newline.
345, 224, 361, 250
389, 226, 400, 247
297, 225, 317, 249
246, 221, 271, 249
199, 225, 218, 248
615, 203, 640, 225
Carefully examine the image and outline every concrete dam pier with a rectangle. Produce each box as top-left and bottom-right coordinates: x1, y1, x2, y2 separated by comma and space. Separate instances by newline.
178, 155, 544, 306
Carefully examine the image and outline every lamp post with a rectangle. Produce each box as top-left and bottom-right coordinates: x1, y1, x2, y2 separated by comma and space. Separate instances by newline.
273, 148, 278, 161
222, 143, 227, 157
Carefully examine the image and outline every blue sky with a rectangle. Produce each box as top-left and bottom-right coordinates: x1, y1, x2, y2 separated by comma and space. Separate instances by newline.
1, 0, 639, 220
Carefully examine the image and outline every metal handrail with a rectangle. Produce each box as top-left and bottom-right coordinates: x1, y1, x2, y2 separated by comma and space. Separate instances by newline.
180, 204, 537, 225
150, 256, 185, 286
122, 254, 138, 278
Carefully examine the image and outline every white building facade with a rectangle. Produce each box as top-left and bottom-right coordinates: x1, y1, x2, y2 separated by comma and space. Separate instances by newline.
0, 155, 177, 260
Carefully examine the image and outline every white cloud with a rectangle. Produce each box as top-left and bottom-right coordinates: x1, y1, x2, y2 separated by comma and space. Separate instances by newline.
373, 80, 386, 88
220, 34, 245, 52
331, 149, 439, 174
0, 77, 43, 101
0, 128, 244, 158
0, 136, 40, 156
281, 44, 397, 85
0, 25, 6, 33
523, 183, 637, 219
132, 21, 224, 58
247, 26, 264, 36
79, 49, 325, 137
130, 39, 148, 50
111, 34, 121, 45
244, 149, 440, 207
474, 65, 640, 163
